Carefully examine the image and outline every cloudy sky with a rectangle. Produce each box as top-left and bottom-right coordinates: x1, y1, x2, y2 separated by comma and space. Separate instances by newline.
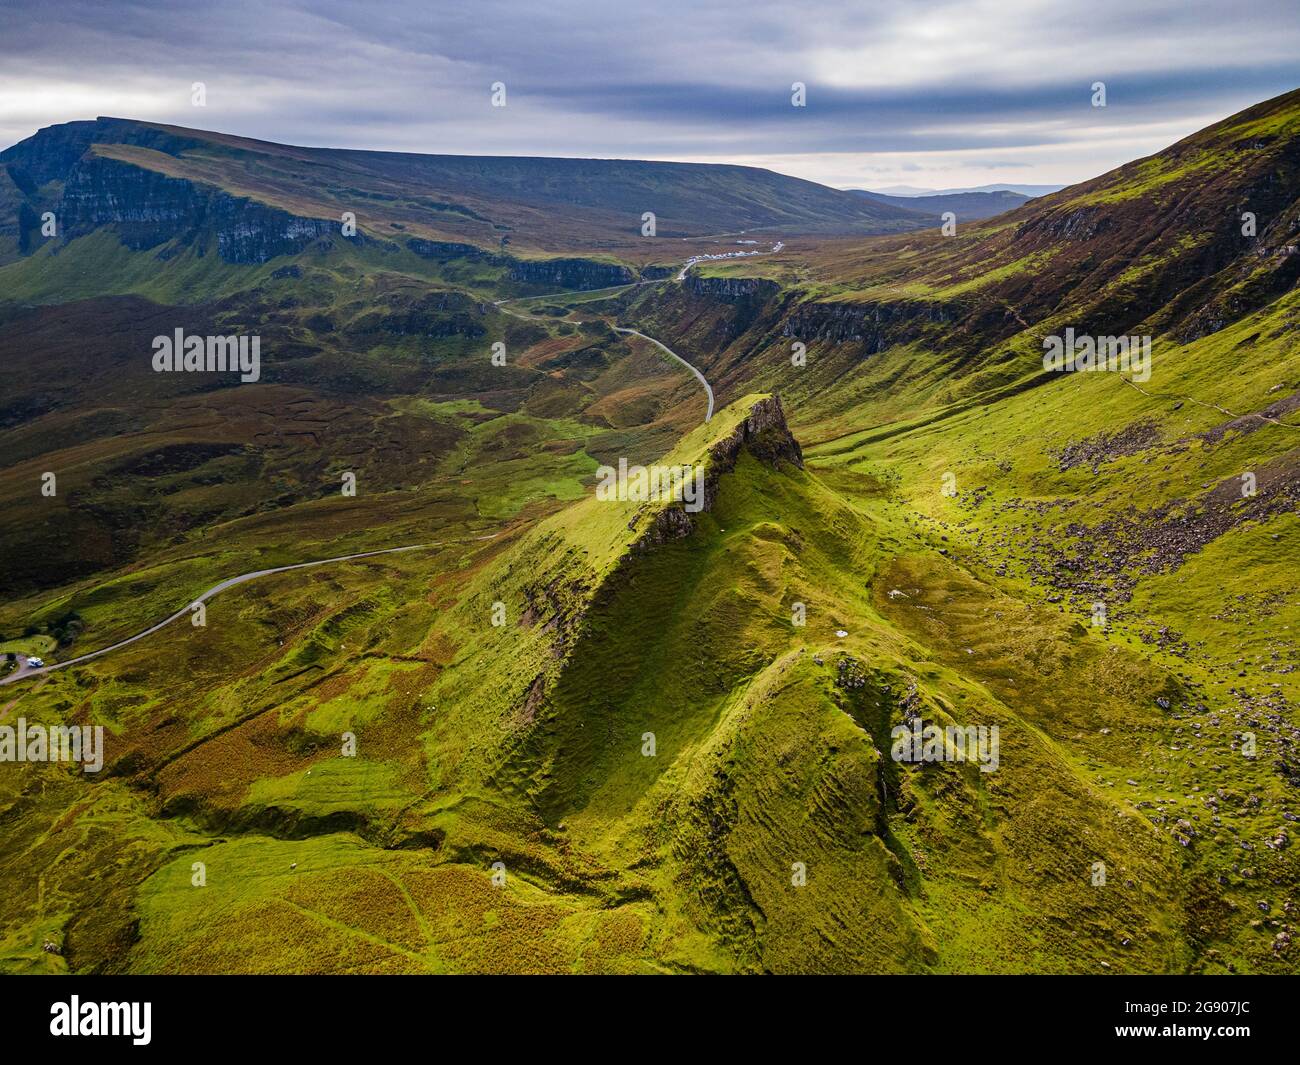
1, 0, 1297, 190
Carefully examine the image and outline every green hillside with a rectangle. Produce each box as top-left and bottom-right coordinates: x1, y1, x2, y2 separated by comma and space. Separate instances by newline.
1, 90, 1299, 975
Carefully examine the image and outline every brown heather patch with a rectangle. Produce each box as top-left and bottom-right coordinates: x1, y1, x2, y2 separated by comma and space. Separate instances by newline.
109, 710, 199, 777
372, 674, 439, 771
152, 898, 413, 976
385, 661, 440, 698
584, 379, 672, 428
417, 631, 459, 665
51, 797, 97, 836
312, 670, 359, 704
402, 865, 573, 974
514, 332, 590, 370
155, 709, 324, 812
540, 437, 582, 455
593, 907, 647, 957
284, 866, 428, 954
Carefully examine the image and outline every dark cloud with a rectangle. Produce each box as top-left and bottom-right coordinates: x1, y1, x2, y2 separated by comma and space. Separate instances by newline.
2, 0, 1296, 187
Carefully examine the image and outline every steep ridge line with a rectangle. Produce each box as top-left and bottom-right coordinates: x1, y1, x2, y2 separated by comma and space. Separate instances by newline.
5, 244, 779, 684
0, 533, 503, 687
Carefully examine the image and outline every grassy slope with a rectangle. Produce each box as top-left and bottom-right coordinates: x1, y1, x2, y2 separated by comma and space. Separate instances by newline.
789, 293, 1300, 973
4, 91, 1300, 975
0, 389, 1198, 974
565, 88, 1300, 973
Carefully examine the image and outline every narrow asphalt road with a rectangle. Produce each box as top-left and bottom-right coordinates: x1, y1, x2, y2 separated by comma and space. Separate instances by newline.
490, 242, 778, 425
612, 326, 714, 421
4, 243, 779, 686
0, 533, 499, 687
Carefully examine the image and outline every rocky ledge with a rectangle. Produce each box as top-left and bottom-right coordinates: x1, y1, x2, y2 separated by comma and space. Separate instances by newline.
506, 257, 635, 290
633, 395, 803, 550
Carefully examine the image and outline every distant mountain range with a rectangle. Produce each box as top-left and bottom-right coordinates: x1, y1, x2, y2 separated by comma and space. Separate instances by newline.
842, 182, 1069, 222
863, 183, 1066, 197
848, 187, 1033, 221
0, 117, 926, 264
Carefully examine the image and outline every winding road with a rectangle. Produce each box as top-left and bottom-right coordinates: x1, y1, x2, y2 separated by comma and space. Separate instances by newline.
492, 285, 717, 421
493, 239, 784, 425
4, 242, 781, 686
494, 293, 714, 420
0, 534, 499, 687
612, 327, 714, 421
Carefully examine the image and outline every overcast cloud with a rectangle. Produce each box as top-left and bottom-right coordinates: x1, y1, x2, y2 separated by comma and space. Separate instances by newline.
1, 0, 1296, 189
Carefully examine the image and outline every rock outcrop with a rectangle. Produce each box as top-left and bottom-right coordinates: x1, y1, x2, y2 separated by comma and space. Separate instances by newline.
407, 237, 505, 265
507, 257, 635, 290
783, 298, 958, 350
684, 275, 780, 302
633, 395, 803, 550
57, 155, 341, 263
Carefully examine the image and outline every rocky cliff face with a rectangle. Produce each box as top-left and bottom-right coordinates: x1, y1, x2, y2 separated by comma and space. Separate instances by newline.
707, 394, 804, 474
633, 395, 803, 550
2, 172, 31, 250
507, 257, 635, 290
210, 198, 338, 264
56, 155, 340, 263
684, 275, 780, 302
58, 155, 206, 249
407, 237, 505, 265
0, 117, 204, 190
783, 298, 958, 350
1, 120, 349, 265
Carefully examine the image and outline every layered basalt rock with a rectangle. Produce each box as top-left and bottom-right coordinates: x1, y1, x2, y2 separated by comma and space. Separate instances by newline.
684, 275, 780, 302
506, 256, 635, 290
407, 237, 505, 265
57, 155, 340, 263
782, 298, 958, 350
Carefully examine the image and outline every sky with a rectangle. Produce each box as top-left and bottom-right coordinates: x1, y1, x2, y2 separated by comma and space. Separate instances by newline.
1, 0, 1297, 191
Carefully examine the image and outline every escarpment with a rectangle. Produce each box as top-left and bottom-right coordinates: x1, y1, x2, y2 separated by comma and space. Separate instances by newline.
684, 274, 780, 302
782, 298, 961, 349
632, 394, 803, 550
506, 256, 636, 290
55, 155, 341, 263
